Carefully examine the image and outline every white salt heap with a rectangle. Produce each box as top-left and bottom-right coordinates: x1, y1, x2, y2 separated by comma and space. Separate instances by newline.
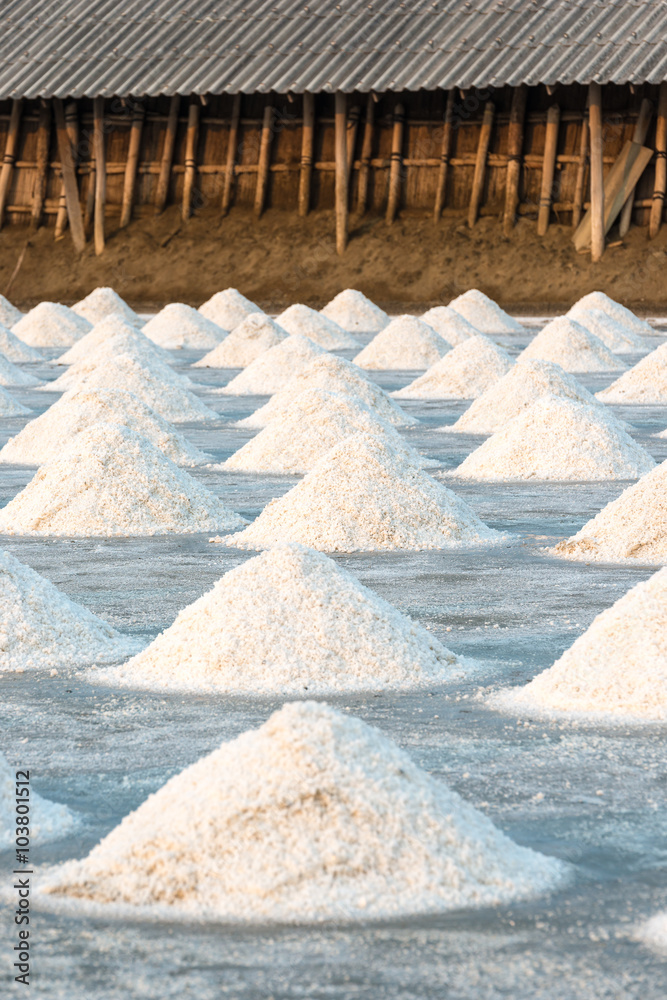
55, 315, 172, 366
354, 316, 449, 370
518, 316, 626, 372
596, 342, 667, 404
320, 289, 389, 334
237, 354, 418, 429
72, 287, 142, 327
0, 386, 30, 417
0, 388, 209, 467
451, 396, 655, 481
199, 288, 263, 330
448, 289, 525, 334
451, 359, 606, 434
44, 341, 192, 394
275, 304, 360, 349
142, 303, 226, 350
193, 313, 288, 368
0, 294, 22, 328
43, 701, 565, 920
100, 543, 461, 694
566, 305, 647, 353
12, 302, 91, 348
0, 424, 245, 537
421, 306, 480, 346
394, 335, 512, 400
0, 353, 42, 388
218, 334, 326, 396
0, 325, 42, 362
494, 568, 667, 720
572, 291, 653, 337
640, 913, 667, 955
0, 547, 142, 670
553, 459, 667, 564
1, 752, 75, 848
219, 432, 505, 552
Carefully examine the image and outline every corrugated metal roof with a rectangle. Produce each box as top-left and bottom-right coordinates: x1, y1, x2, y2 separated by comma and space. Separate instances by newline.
1, 0, 667, 99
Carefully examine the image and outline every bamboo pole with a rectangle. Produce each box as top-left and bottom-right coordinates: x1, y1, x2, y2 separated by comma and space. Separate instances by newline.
221, 93, 241, 216
650, 82, 667, 239
334, 91, 348, 254
434, 90, 454, 222
30, 100, 51, 229
182, 101, 199, 221
618, 96, 653, 236
537, 104, 561, 236
254, 104, 274, 218
154, 95, 179, 214
346, 104, 361, 187
468, 101, 494, 228
588, 83, 605, 262
55, 102, 78, 239
120, 102, 144, 228
93, 97, 106, 255
386, 102, 405, 224
0, 100, 22, 230
53, 98, 85, 252
298, 92, 314, 216
572, 115, 589, 229
502, 85, 527, 235
357, 93, 374, 214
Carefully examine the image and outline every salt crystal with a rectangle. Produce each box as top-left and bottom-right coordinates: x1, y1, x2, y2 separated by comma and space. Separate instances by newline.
276, 304, 361, 349
567, 305, 648, 353
596, 341, 667, 404
54, 317, 172, 367
320, 289, 389, 333
0, 294, 22, 328
640, 913, 667, 955
421, 306, 480, 345
394, 335, 512, 399
0, 324, 42, 362
354, 316, 449, 369
1, 752, 75, 847
217, 334, 326, 396
571, 291, 654, 337
12, 302, 91, 347
448, 289, 525, 334
518, 316, 626, 372
0, 353, 42, 388
142, 303, 226, 350
193, 313, 288, 368
72, 287, 143, 327
199, 288, 263, 330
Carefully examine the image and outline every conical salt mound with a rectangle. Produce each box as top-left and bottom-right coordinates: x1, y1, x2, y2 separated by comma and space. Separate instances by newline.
100, 543, 461, 694
448, 290, 525, 334
421, 306, 480, 345
320, 289, 389, 334
12, 302, 91, 347
1, 752, 75, 847
43, 701, 565, 920
72, 287, 142, 326
494, 568, 667, 720
0, 423, 245, 537
43, 339, 192, 394
0, 324, 42, 362
354, 316, 449, 370
566, 305, 647, 353
193, 313, 288, 368
394, 335, 512, 400
55, 315, 172, 366
0, 353, 42, 388
595, 342, 667, 404
218, 334, 326, 396
0, 294, 22, 328
0, 547, 142, 671
0, 388, 209, 467
553, 459, 667, 564
142, 303, 226, 350
452, 359, 605, 434
199, 288, 263, 330
219, 432, 506, 552
275, 304, 360, 349
237, 354, 418, 429
0, 385, 30, 417
572, 291, 653, 337
518, 317, 625, 372
451, 396, 655, 481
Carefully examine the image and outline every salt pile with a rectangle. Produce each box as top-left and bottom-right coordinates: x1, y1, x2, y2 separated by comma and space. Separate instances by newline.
219, 432, 506, 552
43, 701, 564, 920
199, 288, 263, 330
518, 317, 626, 372
142, 304, 226, 350
0, 353, 42, 388
451, 359, 605, 434
354, 316, 449, 370
72, 287, 142, 327
0, 325, 42, 362
193, 313, 288, 368
596, 342, 667, 404
55, 315, 172, 366
640, 913, 667, 955
218, 335, 326, 396
0, 294, 22, 328
44, 338, 192, 394
275, 304, 360, 349
451, 396, 655, 481
494, 568, 667, 720
237, 354, 418, 429
320, 289, 389, 334
12, 302, 91, 348
0, 388, 209, 467
448, 289, 525, 334
566, 305, 647, 353
553, 459, 667, 563
1, 752, 75, 848
394, 335, 512, 400
421, 306, 480, 346
0, 386, 30, 417
0, 423, 245, 537
100, 543, 461, 694
0, 547, 142, 670
572, 291, 653, 337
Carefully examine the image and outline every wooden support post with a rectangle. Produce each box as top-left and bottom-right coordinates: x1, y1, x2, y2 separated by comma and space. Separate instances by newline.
619, 97, 653, 236
357, 93, 374, 214
572, 115, 589, 229
155, 95, 179, 214
386, 102, 405, 224
120, 102, 144, 228
254, 104, 274, 218
182, 101, 199, 221
434, 90, 454, 222
588, 82, 605, 263
468, 101, 494, 228
55, 102, 78, 239
221, 93, 241, 216
334, 91, 348, 254
84, 165, 95, 239
298, 92, 314, 216
502, 85, 527, 235
346, 104, 361, 186
0, 100, 22, 231
93, 97, 106, 255
650, 82, 667, 239
30, 100, 51, 229
537, 104, 561, 236
53, 98, 85, 252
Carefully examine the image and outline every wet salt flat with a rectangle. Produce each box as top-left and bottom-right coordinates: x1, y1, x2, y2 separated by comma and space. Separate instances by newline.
0, 324, 666, 998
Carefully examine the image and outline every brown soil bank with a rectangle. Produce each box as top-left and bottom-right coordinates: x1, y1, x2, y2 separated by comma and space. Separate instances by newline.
2, 207, 667, 314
